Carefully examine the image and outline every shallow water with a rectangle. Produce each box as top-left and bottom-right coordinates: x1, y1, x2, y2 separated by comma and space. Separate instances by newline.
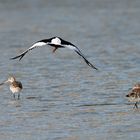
0, 0, 140, 140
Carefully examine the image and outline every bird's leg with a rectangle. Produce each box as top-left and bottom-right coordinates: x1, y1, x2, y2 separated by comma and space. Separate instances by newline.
18, 93, 20, 100
52, 47, 58, 53
134, 102, 138, 109
13, 94, 15, 99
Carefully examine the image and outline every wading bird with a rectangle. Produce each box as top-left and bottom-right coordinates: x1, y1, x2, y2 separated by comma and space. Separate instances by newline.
126, 83, 140, 109
0, 76, 23, 99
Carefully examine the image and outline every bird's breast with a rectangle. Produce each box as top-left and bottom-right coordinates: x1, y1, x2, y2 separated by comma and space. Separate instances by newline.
10, 85, 22, 93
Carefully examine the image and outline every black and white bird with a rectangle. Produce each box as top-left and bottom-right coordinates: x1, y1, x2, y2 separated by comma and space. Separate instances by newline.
11, 37, 98, 70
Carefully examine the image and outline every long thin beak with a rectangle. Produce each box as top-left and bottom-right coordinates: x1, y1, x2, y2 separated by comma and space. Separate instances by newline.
0, 80, 8, 86
0, 82, 5, 86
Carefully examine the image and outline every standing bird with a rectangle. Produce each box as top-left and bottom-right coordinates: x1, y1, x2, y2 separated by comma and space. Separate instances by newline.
126, 83, 140, 109
10, 36, 98, 70
0, 76, 23, 99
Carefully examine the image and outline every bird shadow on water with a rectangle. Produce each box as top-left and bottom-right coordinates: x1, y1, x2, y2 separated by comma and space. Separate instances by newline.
76, 102, 140, 110
76, 102, 140, 113
76, 103, 119, 107
26, 96, 41, 100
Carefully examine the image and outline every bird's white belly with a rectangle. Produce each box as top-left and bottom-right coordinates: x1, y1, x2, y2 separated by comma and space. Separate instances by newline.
10, 86, 21, 93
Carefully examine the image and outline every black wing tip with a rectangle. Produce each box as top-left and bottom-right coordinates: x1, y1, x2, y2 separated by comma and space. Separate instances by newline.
10, 55, 23, 61
10, 51, 27, 61
85, 59, 98, 70
90, 64, 98, 70
75, 50, 98, 71
93, 66, 98, 70
10, 56, 19, 60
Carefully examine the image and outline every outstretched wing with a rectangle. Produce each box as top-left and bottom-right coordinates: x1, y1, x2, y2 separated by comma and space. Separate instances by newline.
10, 42, 47, 61
64, 44, 98, 70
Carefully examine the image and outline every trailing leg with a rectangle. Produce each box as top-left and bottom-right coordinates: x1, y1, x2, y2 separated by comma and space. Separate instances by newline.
52, 47, 58, 53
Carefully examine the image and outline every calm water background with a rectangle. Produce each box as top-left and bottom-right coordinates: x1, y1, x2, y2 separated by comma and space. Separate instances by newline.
0, 0, 140, 140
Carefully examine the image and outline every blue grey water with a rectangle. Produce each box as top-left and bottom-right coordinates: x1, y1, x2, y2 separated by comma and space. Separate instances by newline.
0, 0, 140, 139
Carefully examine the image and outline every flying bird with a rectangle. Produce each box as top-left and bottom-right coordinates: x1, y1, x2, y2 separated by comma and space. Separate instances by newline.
11, 37, 98, 70
0, 76, 23, 99
126, 83, 140, 109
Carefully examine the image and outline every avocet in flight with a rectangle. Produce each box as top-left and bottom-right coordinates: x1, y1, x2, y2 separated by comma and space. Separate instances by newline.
11, 37, 98, 70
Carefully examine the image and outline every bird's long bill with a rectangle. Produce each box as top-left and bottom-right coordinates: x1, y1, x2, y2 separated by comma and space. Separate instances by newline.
0, 82, 4, 86
0, 80, 9, 86
0, 82, 5, 86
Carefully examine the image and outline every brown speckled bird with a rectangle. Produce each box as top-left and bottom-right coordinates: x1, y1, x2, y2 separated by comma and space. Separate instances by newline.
0, 76, 23, 99
126, 83, 140, 109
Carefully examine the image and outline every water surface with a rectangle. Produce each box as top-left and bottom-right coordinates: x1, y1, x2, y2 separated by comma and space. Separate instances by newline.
0, 0, 140, 140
